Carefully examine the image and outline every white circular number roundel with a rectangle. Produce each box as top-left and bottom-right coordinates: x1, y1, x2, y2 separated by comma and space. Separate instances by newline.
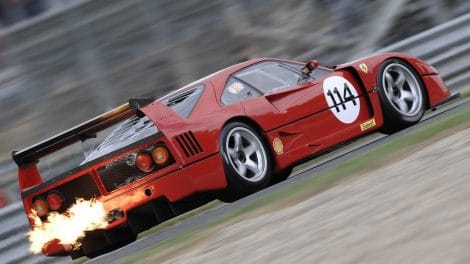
322, 76, 360, 124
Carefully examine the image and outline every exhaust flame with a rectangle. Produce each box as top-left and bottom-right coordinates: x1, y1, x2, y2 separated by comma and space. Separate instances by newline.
28, 198, 108, 254
104, 190, 146, 211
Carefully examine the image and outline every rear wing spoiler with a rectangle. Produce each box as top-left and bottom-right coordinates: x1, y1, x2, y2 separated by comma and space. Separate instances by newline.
11, 99, 153, 168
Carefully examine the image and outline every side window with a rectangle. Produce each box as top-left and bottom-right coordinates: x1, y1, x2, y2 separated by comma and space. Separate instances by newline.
221, 60, 333, 105
221, 78, 262, 105
235, 62, 292, 93
262, 63, 300, 85
277, 62, 331, 80
233, 61, 332, 94
237, 70, 287, 93
310, 67, 331, 80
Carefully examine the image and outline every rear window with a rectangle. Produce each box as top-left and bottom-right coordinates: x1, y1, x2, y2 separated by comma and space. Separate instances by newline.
37, 116, 158, 181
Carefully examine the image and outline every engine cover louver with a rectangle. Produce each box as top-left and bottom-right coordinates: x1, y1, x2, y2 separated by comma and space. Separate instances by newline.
175, 131, 203, 157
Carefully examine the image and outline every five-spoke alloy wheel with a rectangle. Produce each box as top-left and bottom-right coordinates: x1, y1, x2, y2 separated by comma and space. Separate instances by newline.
377, 59, 426, 133
225, 127, 268, 182
219, 122, 271, 201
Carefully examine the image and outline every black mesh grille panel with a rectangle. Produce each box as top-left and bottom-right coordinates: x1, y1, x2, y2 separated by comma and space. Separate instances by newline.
35, 173, 101, 211
98, 156, 150, 192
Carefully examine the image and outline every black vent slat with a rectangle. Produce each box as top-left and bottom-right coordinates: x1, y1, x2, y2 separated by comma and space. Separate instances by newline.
180, 135, 195, 156
161, 85, 204, 118
175, 131, 203, 158
166, 90, 195, 107
188, 131, 203, 152
183, 133, 198, 154
175, 136, 190, 157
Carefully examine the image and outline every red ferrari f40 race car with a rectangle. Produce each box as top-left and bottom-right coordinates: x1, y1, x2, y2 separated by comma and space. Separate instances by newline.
13, 53, 455, 258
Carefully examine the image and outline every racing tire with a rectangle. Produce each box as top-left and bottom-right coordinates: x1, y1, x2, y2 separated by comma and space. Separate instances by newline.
218, 122, 271, 202
377, 59, 427, 134
70, 249, 84, 260
269, 167, 292, 185
81, 227, 137, 259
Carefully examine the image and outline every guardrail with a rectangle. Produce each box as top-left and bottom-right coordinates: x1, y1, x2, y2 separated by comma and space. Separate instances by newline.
377, 12, 470, 90
0, 11, 468, 264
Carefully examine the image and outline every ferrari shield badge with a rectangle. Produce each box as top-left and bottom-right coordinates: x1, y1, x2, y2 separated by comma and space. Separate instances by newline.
273, 137, 283, 155
359, 63, 368, 73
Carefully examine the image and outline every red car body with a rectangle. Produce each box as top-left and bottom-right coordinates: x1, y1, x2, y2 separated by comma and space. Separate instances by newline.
13, 52, 452, 257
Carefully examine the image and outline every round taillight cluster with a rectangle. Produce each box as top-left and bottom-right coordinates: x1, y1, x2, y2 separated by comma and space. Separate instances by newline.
152, 146, 170, 165
32, 191, 65, 217
135, 152, 154, 172
32, 198, 49, 217
47, 191, 64, 211
135, 145, 171, 172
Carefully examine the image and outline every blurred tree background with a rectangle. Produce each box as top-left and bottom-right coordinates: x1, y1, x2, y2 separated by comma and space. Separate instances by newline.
0, 0, 468, 204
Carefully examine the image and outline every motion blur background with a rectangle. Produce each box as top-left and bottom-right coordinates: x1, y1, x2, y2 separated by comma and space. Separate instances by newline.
0, 0, 468, 206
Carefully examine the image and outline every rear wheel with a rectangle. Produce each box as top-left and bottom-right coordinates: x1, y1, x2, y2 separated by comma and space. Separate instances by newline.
218, 122, 271, 202
269, 167, 292, 185
377, 59, 426, 133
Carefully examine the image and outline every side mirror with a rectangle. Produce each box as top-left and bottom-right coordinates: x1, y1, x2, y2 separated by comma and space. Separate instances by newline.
302, 59, 319, 76
298, 60, 319, 84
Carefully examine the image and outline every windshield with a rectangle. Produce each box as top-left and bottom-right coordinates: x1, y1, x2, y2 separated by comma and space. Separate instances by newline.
234, 61, 331, 94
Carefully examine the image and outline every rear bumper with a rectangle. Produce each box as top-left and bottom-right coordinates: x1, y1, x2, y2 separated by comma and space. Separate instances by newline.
40, 153, 226, 256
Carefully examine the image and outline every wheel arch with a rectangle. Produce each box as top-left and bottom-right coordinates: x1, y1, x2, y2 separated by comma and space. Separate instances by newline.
222, 116, 265, 135
337, 55, 431, 110
375, 57, 429, 133
217, 116, 274, 201
377, 57, 430, 110
335, 65, 378, 117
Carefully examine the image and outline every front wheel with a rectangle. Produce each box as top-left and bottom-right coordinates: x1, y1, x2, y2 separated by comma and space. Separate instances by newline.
377, 59, 427, 133
218, 122, 271, 202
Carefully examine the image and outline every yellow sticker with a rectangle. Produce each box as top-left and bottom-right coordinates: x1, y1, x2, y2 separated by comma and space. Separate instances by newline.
359, 63, 368, 74
273, 137, 283, 155
360, 118, 376, 131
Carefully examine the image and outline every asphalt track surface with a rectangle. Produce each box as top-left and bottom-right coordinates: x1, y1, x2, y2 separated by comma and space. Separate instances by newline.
89, 95, 469, 264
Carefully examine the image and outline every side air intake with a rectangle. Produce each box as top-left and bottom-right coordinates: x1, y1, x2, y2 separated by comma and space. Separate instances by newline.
175, 131, 203, 157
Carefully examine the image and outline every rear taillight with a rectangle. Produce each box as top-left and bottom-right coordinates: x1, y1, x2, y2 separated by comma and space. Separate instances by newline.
47, 191, 64, 211
152, 146, 170, 165
135, 152, 154, 172
32, 198, 49, 217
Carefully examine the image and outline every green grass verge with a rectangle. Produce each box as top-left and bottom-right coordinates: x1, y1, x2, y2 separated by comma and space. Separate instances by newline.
460, 88, 470, 98
117, 103, 470, 264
